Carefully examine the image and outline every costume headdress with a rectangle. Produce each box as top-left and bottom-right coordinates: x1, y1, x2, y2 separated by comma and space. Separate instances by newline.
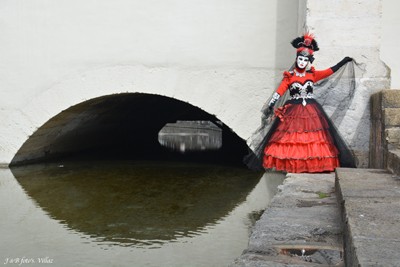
291, 33, 319, 63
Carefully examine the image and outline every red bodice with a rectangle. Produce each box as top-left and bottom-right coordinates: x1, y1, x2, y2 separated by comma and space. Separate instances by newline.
276, 67, 334, 96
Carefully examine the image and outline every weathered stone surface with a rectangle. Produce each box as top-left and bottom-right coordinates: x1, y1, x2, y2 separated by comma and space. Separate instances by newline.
384, 108, 400, 126
387, 149, 400, 176
231, 251, 335, 267
233, 168, 400, 267
369, 89, 400, 172
370, 91, 385, 169
336, 167, 400, 266
336, 168, 400, 199
249, 206, 341, 250
370, 91, 383, 120
382, 89, 400, 108
386, 128, 400, 149
344, 197, 400, 238
231, 173, 344, 267
349, 239, 400, 267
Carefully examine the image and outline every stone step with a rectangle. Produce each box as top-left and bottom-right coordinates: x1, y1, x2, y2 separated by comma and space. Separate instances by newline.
336, 167, 400, 266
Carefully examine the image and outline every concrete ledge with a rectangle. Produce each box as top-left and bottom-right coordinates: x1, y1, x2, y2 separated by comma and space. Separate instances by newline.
231, 173, 343, 267
387, 149, 400, 176
336, 168, 400, 266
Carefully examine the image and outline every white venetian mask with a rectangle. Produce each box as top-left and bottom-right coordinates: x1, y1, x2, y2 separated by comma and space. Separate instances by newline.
296, 55, 309, 69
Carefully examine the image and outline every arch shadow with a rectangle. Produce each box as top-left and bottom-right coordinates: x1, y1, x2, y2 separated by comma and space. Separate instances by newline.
9, 93, 263, 247
10, 93, 249, 166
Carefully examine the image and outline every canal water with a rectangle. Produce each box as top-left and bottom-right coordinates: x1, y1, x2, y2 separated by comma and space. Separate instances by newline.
0, 161, 284, 267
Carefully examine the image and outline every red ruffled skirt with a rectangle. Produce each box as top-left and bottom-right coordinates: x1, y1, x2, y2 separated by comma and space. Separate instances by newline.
263, 101, 340, 173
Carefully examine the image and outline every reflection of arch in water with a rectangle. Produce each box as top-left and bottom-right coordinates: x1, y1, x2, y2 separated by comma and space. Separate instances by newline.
11, 93, 249, 166
11, 161, 262, 246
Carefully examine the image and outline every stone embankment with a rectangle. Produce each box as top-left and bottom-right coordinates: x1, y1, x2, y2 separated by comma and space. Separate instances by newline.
336, 168, 400, 266
230, 168, 400, 267
230, 172, 343, 267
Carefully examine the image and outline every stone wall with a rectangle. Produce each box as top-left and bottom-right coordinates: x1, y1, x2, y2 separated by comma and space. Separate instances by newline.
370, 89, 400, 175
304, 0, 390, 167
0, 0, 299, 165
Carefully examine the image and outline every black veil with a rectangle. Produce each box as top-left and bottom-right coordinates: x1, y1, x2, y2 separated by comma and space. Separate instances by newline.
244, 60, 366, 171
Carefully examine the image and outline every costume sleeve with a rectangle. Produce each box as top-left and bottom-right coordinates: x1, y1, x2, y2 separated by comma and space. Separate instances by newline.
314, 68, 334, 82
275, 71, 291, 96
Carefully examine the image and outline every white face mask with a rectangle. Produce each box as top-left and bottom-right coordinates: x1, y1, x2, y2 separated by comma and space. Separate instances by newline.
296, 56, 309, 69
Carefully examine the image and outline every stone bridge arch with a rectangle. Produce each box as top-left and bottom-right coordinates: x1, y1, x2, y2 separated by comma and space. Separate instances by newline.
8, 65, 257, 166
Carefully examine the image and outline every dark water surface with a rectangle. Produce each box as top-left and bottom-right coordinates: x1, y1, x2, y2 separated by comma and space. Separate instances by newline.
1, 161, 284, 267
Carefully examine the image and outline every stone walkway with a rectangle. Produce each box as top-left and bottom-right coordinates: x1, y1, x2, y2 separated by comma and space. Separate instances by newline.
230, 168, 400, 267
337, 168, 400, 267
230, 172, 343, 267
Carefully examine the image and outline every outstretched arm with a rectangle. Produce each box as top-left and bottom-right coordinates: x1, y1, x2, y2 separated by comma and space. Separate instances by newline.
315, 57, 353, 82
331, 56, 353, 72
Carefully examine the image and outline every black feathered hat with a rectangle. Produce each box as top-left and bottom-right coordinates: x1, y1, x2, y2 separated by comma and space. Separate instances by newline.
291, 33, 319, 63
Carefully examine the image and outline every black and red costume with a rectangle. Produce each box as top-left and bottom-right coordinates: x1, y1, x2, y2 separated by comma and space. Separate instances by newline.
248, 33, 355, 173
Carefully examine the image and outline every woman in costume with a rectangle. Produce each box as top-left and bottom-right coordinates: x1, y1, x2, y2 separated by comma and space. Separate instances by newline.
246, 33, 356, 173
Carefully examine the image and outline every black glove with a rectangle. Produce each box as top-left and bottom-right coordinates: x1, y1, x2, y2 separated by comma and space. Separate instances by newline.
331, 56, 353, 72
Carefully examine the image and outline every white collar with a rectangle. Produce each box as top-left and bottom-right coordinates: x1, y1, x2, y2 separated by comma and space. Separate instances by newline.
294, 68, 306, 77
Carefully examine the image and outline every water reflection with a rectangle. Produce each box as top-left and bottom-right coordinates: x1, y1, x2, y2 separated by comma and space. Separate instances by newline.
11, 161, 260, 247
158, 121, 222, 153
3, 163, 285, 267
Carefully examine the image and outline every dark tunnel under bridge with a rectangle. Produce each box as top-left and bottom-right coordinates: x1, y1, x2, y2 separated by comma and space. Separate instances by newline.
10, 93, 250, 166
